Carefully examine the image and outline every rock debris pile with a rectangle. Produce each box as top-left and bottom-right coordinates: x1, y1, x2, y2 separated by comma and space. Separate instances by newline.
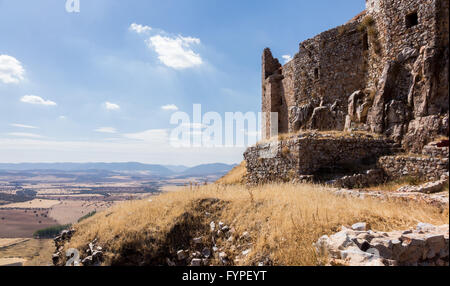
315, 223, 449, 266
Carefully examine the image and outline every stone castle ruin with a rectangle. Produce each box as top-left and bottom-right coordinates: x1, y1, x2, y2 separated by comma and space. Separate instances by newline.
246, 0, 449, 186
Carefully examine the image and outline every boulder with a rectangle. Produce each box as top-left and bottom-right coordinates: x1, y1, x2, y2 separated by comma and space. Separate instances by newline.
402, 115, 442, 153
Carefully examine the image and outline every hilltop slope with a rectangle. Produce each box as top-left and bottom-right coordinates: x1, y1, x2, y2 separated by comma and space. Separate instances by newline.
58, 183, 448, 266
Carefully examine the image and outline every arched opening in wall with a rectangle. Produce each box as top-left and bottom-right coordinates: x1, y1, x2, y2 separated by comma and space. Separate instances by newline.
314, 68, 319, 80
363, 33, 369, 51
405, 12, 418, 28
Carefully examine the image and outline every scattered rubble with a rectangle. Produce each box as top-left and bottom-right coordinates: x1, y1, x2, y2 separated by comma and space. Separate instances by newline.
315, 223, 449, 266
397, 180, 448, 194
328, 169, 385, 189
163, 220, 269, 267
52, 229, 104, 266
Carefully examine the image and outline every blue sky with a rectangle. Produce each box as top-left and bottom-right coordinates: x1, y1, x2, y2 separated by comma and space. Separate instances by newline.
0, 0, 365, 166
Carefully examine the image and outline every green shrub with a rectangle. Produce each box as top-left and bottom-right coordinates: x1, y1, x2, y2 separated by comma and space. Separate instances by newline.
78, 211, 97, 223
34, 224, 72, 239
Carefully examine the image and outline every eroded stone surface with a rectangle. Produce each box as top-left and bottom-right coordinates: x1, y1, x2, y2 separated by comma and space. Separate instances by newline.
315, 223, 449, 266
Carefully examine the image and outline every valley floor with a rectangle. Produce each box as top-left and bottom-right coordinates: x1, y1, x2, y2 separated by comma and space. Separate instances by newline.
0, 238, 53, 266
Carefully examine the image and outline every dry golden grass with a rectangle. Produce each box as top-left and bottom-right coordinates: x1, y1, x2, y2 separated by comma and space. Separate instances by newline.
67, 183, 448, 266
216, 161, 247, 185
434, 136, 449, 142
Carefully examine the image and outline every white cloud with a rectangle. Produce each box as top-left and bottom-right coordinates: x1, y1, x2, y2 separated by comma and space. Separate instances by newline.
123, 129, 168, 142
104, 102, 120, 111
95, 127, 117, 134
129, 23, 152, 34
161, 104, 179, 111
0, 55, 25, 84
282, 55, 293, 64
20, 95, 57, 106
59, 116, 67, 120
7, 132, 43, 138
147, 35, 203, 69
10, 123, 38, 129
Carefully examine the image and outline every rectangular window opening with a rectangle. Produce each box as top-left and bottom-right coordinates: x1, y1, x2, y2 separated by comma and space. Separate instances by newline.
363, 33, 369, 51
406, 12, 418, 28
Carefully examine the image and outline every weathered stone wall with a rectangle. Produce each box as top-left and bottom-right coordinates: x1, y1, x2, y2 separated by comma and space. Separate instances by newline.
422, 140, 450, 158
262, 49, 283, 138
262, 19, 368, 135
244, 134, 395, 185
244, 139, 300, 185
378, 140, 449, 181
378, 154, 449, 181
262, 0, 449, 154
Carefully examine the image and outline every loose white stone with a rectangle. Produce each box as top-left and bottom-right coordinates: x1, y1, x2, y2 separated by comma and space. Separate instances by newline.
190, 258, 202, 266
352, 222, 367, 231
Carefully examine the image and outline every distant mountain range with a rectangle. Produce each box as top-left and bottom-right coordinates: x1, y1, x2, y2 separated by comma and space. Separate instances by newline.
0, 162, 237, 177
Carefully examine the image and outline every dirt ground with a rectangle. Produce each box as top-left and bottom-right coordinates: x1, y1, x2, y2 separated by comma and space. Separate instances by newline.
0, 238, 29, 248
49, 200, 114, 224
0, 199, 60, 209
0, 238, 54, 266
0, 209, 59, 238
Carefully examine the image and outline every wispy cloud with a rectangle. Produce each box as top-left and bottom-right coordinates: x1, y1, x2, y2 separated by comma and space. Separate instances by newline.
0, 55, 25, 84
161, 104, 179, 111
282, 55, 293, 64
123, 129, 168, 142
104, 102, 120, 111
20, 95, 57, 106
129, 23, 152, 34
59, 116, 67, 120
95, 127, 117, 134
10, 123, 38, 129
7, 132, 43, 138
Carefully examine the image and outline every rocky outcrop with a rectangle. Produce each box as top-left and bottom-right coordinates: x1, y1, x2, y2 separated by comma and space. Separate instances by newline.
315, 223, 449, 266
52, 229, 76, 266
402, 115, 447, 153
308, 101, 346, 131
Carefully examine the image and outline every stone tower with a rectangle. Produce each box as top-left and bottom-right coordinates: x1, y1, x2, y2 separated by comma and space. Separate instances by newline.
262, 0, 449, 153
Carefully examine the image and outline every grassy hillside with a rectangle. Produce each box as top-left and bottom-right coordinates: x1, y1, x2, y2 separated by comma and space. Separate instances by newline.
216, 161, 247, 185
65, 183, 448, 266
